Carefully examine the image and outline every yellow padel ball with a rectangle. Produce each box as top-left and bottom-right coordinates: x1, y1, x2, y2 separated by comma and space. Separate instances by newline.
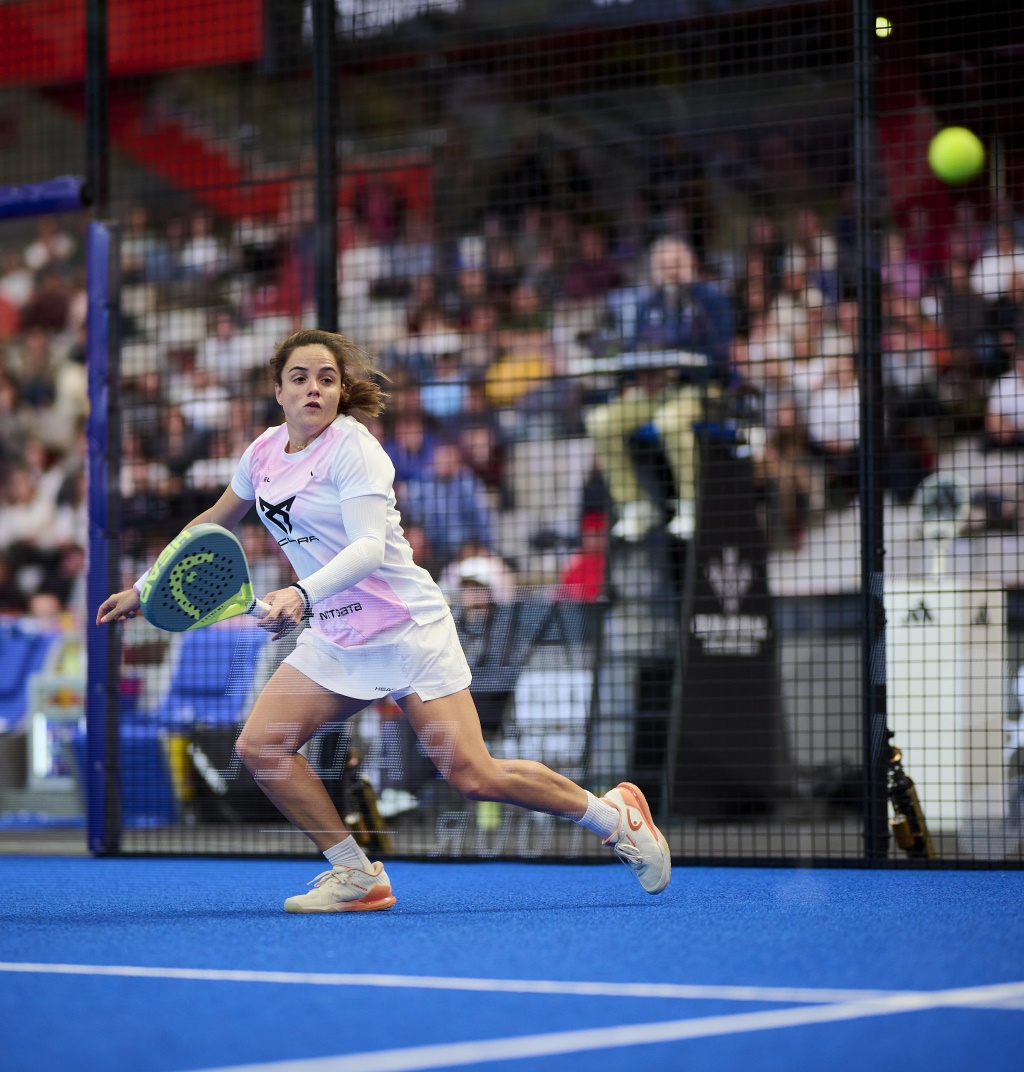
928, 127, 985, 185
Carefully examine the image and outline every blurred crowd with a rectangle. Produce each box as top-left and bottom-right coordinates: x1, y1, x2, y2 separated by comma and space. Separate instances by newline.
2, 131, 1024, 632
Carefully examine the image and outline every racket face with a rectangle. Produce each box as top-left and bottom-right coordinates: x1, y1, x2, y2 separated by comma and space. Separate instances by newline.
140, 523, 256, 632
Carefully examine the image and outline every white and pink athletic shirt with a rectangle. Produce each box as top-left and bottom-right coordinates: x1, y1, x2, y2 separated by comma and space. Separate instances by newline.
232, 416, 449, 648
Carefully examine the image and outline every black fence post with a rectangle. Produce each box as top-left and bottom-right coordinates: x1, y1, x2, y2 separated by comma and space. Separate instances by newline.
854, 0, 891, 860
85, 0, 108, 214
312, 0, 339, 332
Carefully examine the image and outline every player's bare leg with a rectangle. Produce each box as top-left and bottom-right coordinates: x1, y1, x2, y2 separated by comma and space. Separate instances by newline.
235, 664, 365, 850
235, 664, 396, 912
398, 687, 588, 818
400, 687, 671, 892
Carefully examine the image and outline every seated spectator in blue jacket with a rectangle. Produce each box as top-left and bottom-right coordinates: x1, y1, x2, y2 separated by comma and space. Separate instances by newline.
398, 439, 495, 570
383, 411, 439, 485
584, 235, 734, 541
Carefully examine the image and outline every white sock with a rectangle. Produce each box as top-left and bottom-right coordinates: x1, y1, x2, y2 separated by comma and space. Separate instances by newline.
575, 791, 621, 841
324, 836, 372, 872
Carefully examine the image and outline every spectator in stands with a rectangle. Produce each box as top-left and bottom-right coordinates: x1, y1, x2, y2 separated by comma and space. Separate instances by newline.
902, 201, 949, 289
405, 273, 442, 335
752, 394, 816, 550
391, 213, 436, 288
733, 215, 784, 337
458, 299, 502, 372
970, 219, 1024, 306
983, 327, 1024, 450
584, 234, 734, 542
484, 237, 521, 316
398, 438, 494, 568
235, 214, 281, 284
0, 369, 26, 462
198, 309, 256, 379
9, 327, 58, 411
805, 350, 861, 508
457, 417, 507, 508
0, 458, 60, 597
499, 279, 551, 340
485, 281, 558, 415
419, 349, 469, 421
557, 510, 608, 603
23, 216, 75, 275
178, 367, 233, 437
561, 225, 622, 303
339, 213, 389, 305
948, 199, 986, 266
383, 410, 439, 486
881, 288, 949, 500
439, 540, 517, 605
764, 245, 826, 355
147, 215, 188, 284
120, 205, 166, 285
155, 401, 210, 485
120, 432, 177, 546
519, 238, 562, 308
0, 553, 28, 616
445, 264, 490, 328
934, 255, 994, 431
882, 229, 927, 303
0, 250, 34, 312
790, 206, 840, 305
179, 211, 231, 280
21, 435, 65, 510
19, 268, 71, 333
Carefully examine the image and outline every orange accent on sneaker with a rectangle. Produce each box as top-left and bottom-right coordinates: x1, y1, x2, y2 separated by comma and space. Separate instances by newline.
615, 782, 662, 840
342, 883, 396, 912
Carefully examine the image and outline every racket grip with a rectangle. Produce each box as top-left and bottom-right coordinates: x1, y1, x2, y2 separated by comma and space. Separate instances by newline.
250, 599, 271, 619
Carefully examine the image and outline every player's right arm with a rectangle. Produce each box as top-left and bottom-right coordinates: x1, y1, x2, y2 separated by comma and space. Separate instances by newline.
97, 488, 256, 626
95, 587, 141, 625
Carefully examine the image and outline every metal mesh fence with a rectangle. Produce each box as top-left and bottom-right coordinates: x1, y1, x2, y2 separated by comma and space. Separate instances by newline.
1, 0, 1022, 865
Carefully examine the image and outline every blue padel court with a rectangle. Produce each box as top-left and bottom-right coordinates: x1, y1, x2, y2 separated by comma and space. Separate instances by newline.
1, 857, 1021, 1071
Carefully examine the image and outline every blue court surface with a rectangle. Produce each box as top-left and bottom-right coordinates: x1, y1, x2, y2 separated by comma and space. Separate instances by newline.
1, 856, 1021, 1071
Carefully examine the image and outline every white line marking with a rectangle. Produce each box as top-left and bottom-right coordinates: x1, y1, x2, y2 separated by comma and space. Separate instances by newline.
188, 980, 1024, 1072
0, 961, 896, 1005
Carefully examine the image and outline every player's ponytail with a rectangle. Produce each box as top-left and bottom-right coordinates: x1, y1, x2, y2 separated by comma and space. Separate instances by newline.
271, 329, 389, 420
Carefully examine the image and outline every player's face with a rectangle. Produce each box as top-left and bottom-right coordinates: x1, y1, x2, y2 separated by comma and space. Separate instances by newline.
276, 344, 343, 440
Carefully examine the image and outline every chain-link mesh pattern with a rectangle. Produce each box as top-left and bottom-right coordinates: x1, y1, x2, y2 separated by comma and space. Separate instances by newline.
1, 1, 1022, 865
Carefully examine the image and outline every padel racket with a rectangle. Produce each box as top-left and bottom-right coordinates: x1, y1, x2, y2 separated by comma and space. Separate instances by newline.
139, 523, 271, 632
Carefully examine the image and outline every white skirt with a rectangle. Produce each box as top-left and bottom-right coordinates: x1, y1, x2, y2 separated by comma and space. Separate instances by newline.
284, 612, 472, 702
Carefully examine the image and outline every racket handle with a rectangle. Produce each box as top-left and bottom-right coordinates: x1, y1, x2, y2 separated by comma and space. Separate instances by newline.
250, 599, 271, 619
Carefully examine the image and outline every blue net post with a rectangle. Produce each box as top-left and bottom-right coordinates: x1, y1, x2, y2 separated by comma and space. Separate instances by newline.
85, 220, 122, 854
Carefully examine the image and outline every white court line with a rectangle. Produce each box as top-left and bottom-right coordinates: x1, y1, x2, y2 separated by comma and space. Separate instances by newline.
188, 980, 1024, 1072
0, 961, 898, 1005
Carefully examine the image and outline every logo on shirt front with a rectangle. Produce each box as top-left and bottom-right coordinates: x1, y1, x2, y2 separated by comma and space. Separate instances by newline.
259, 495, 296, 535
319, 602, 362, 620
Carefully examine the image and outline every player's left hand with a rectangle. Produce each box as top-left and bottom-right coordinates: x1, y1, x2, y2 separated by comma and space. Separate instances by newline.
259, 587, 306, 640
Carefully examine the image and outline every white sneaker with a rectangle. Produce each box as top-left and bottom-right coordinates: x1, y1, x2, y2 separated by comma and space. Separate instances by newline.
610, 500, 659, 542
284, 862, 397, 913
667, 499, 695, 540
602, 782, 671, 894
